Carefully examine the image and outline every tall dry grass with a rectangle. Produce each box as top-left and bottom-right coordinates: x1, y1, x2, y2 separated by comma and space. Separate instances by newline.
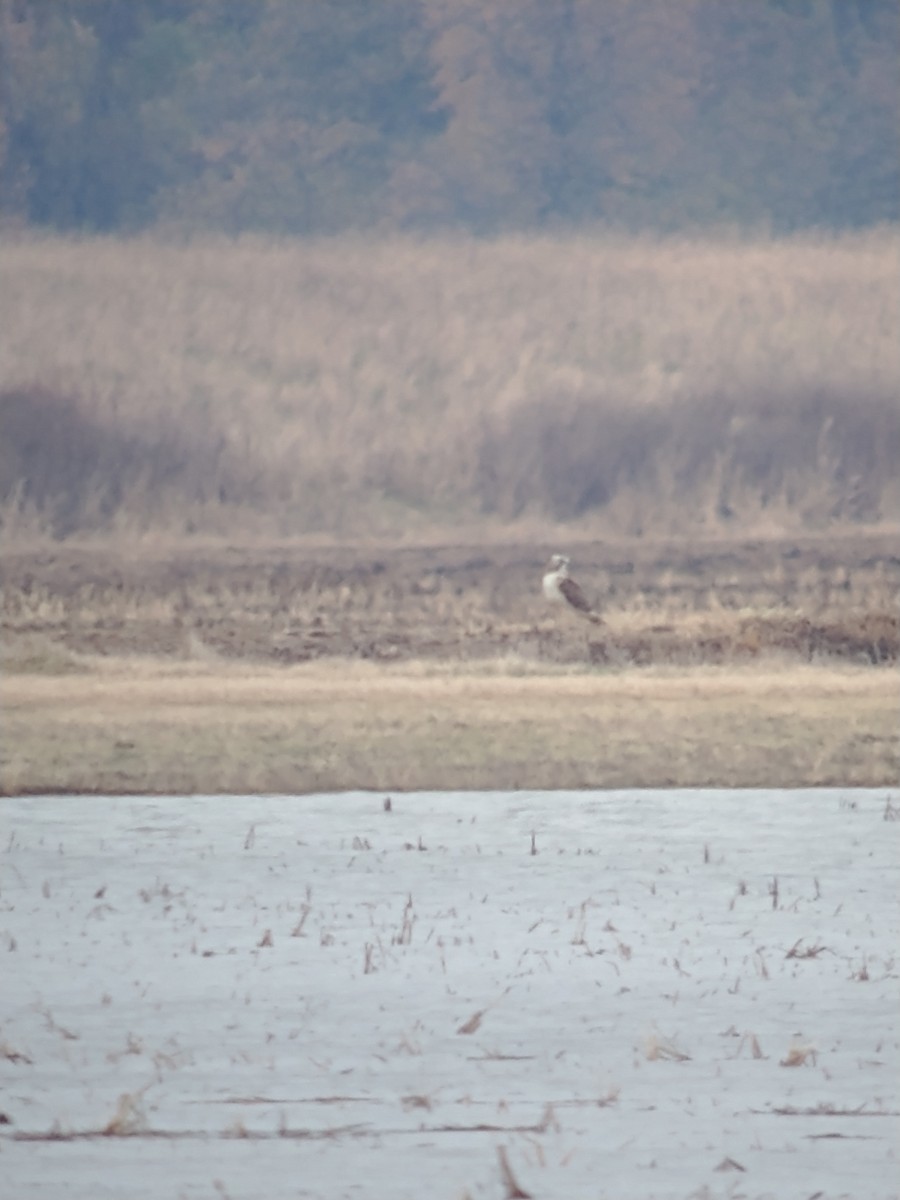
1, 230, 898, 541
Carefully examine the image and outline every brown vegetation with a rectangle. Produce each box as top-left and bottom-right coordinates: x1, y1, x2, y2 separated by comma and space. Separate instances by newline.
2, 233, 896, 795
1, 534, 897, 795
1, 232, 898, 542
4, 3, 896, 234
2, 656, 895, 796
2, 534, 897, 668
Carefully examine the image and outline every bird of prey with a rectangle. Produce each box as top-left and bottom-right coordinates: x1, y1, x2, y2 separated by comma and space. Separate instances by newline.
542, 554, 604, 624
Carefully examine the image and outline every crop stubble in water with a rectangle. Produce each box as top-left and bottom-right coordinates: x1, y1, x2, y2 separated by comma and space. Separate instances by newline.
1, 789, 898, 1199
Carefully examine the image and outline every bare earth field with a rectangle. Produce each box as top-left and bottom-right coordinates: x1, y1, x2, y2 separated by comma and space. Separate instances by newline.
1, 789, 898, 1199
1, 534, 897, 794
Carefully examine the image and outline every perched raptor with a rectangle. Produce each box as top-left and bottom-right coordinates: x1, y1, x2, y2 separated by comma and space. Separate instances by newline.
542, 554, 604, 624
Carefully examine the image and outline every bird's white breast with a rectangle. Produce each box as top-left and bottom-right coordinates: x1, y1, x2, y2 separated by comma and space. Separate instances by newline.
542, 571, 564, 602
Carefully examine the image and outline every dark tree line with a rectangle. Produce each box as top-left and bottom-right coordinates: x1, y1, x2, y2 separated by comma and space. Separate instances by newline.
1, 0, 896, 235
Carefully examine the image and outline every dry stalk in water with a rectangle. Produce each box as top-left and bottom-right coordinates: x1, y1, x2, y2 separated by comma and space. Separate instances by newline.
103, 1089, 149, 1135
497, 1146, 532, 1200
457, 1009, 485, 1035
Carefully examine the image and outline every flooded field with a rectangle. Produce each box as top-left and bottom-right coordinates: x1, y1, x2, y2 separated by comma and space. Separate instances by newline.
2, 789, 898, 1199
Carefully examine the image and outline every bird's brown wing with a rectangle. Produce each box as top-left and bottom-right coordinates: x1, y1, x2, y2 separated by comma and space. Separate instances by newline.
559, 576, 604, 624
559, 576, 592, 613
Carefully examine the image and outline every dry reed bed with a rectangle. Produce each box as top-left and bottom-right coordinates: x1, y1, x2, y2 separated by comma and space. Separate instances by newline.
1, 231, 898, 539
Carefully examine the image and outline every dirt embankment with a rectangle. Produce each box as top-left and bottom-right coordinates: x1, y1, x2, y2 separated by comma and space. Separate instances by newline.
3, 532, 898, 667
3, 535, 897, 795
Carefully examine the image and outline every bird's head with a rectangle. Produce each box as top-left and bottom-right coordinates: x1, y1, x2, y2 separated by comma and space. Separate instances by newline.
548, 554, 570, 571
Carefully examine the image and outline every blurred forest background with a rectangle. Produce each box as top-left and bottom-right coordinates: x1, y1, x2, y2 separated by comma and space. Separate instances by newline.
2, 0, 897, 235
0, 0, 898, 543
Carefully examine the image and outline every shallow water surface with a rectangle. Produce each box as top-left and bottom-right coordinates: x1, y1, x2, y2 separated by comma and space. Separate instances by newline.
2, 789, 899, 1199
